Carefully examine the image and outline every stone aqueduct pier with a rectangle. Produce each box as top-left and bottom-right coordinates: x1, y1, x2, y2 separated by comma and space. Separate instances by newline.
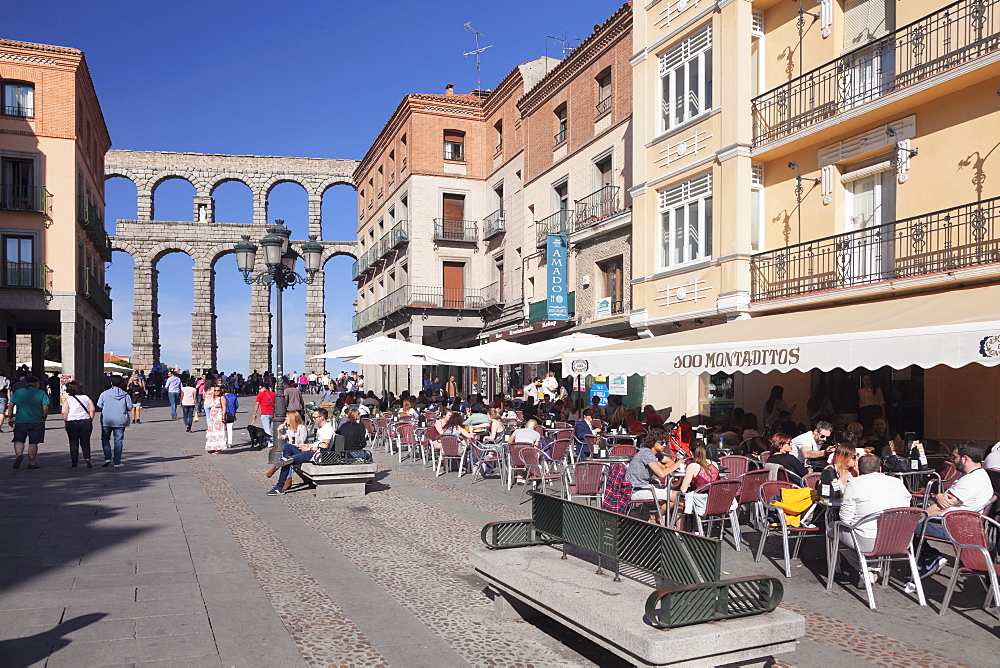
105, 150, 359, 374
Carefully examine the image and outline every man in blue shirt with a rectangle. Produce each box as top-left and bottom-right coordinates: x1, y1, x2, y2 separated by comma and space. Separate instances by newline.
574, 408, 601, 458
164, 370, 182, 419
97, 376, 133, 468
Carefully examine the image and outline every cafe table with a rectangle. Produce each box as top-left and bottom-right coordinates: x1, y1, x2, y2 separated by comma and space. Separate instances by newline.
817, 496, 842, 571
887, 469, 942, 508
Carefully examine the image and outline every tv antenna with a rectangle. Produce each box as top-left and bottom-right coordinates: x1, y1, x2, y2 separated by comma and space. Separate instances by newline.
546, 33, 581, 59
463, 23, 493, 92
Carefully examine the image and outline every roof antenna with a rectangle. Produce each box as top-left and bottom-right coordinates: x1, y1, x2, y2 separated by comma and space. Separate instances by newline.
463, 23, 493, 93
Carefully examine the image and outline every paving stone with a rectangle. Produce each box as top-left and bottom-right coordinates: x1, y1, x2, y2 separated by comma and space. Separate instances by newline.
135, 611, 213, 638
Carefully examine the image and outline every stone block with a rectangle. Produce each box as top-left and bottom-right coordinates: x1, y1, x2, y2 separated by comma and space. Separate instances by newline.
296, 462, 377, 499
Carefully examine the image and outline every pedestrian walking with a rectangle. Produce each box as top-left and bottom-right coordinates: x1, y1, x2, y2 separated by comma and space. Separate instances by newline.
97, 376, 133, 468
164, 369, 182, 419
297, 372, 309, 395
0, 368, 10, 433
6, 375, 49, 469
62, 381, 95, 468
251, 384, 276, 436
180, 381, 198, 432
221, 384, 238, 447
283, 379, 304, 418
47, 371, 62, 408
204, 384, 227, 454
127, 374, 145, 424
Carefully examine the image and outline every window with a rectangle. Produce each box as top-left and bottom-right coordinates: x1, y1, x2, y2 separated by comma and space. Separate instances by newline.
494, 183, 504, 215
596, 69, 612, 117
751, 12, 764, 97
494, 120, 503, 154
496, 262, 505, 301
2, 82, 34, 117
1, 157, 37, 212
443, 130, 465, 161
3, 235, 34, 287
595, 155, 613, 189
554, 181, 569, 213
843, 0, 895, 49
554, 105, 567, 145
599, 257, 623, 314
659, 25, 713, 132
751, 164, 764, 252
659, 173, 713, 267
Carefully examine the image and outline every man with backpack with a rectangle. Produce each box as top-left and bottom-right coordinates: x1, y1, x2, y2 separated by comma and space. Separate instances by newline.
97, 376, 133, 468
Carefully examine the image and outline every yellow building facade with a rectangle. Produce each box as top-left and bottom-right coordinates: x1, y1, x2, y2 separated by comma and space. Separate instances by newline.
630, 0, 1000, 440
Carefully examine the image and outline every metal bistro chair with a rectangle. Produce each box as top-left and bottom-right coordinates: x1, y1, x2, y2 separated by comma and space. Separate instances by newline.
689, 479, 744, 551
736, 469, 770, 532
826, 507, 929, 610
361, 417, 376, 448
548, 438, 573, 475
802, 472, 822, 491
507, 443, 535, 490
610, 444, 638, 457
434, 434, 464, 477
463, 440, 504, 484
564, 461, 606, 506
374, 417, 391, 453
574, 434, 599, 461
520, 447, 563, 497
754, 481, 824, 578
720, 455, 755, 479
940, 510, 1000, 620
396, 423, 419, 463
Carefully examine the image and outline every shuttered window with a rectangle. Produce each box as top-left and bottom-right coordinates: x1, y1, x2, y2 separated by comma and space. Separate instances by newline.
443, 130, 465, 161
442, 193, 465, 238
843, 0, 895, 50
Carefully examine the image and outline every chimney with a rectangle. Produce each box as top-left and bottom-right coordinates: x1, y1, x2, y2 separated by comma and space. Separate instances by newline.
445, 83, 455, 96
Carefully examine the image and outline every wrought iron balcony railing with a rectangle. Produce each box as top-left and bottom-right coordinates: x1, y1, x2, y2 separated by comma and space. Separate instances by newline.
2, 262, 51, 301
751, 196, 1000, 301
1, 104, 33, 117
595, 95, 612, 118
433, 219, 478, 243
352, 284, 497, 331
84, 268, 112, 320
535, 209, 571, 248
1, 184, 46, 213
554, 128, 567, 146
752, 0, 1000, 146
483, 209, 505, 239
573, 185, 622, 231
77, 195, 111, 260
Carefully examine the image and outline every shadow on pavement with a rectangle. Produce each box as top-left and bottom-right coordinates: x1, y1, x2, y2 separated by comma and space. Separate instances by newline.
0, 613, 106, 667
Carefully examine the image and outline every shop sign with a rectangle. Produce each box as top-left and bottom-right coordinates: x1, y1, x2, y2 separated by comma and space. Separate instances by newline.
480, 319, 573, 342
672, 347, 801, 370
595, 297, 612, 319
546, 234, 569, 320
608, 373, 627, 395
589, 382, 609, 406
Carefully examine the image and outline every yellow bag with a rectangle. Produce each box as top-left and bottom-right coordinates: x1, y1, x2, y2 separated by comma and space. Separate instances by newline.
772, 487, 817, 527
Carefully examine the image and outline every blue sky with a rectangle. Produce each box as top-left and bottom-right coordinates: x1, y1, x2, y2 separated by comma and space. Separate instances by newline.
8, 0, 625, 373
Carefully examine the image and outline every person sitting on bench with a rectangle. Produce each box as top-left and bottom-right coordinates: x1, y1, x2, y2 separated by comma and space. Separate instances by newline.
265, 408, 335, 495
336, 407, 373, 463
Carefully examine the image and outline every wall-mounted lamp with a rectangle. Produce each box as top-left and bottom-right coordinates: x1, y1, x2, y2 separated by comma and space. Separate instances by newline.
788, 161, 822, 244
792, 0, 820, 75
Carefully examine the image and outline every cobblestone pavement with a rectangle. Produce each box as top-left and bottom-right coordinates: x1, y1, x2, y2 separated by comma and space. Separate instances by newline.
0, 402, 997, 666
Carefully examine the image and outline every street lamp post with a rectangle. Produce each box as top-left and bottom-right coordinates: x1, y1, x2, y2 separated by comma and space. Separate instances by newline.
234, 221, 323, 464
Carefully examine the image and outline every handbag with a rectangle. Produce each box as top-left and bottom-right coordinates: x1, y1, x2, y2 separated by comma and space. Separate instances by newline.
224, 412, 236, 424
772, 487, 818, 527
883, 453, 909, 473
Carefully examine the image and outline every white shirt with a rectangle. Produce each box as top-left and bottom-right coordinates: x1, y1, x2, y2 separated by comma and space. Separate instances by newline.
984, 442, 1000, 471
945, 467, 994, 513
789, 431, 819, 463
839, 472, 912, 540
308, 373, 317, 382
542, 376, 559, 396
65, 394, 93, 421
316, 422, 335, 447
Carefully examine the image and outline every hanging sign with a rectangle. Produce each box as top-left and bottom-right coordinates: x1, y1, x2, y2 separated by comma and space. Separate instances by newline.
595, 297, 612, 319
608, 373, 627, 395
589, 382, 609, 406
546, 234, 569, 321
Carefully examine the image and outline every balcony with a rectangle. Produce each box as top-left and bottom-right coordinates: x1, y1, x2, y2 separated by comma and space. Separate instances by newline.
351, 259, 361, 280
535, 209, 571, 248
595, 95, 611, 118
386, 220, 409, 252
77, 195, 111, 260
84, 268, 112, 320
433, 219, 478, 243
752, 0, 1000, 147
483, 210, 505, 239
554, 128, 567, 147
1, 184, 46, 213
750, 196, 1000, 302
573, 185, 622, 231
2, 262, 52, 302
482, 281, 503, 307
351, 284, 498, 332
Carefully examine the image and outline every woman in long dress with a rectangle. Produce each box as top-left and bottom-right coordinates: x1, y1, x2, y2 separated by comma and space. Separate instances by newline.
204, 383, 227, 454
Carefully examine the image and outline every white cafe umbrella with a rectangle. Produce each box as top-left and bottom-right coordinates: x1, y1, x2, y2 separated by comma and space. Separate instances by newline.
104, 362, 133, 373
483, 333, 621, 366
346, 351, 446, 366
426, 339, 526, 368
312, 335, 445, 360
43, 360, 62, 371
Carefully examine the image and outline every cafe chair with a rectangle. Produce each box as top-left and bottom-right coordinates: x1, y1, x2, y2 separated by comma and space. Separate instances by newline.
507, 442, 536, 490
720, 455, 756, 479
374, 417, 391, 453
736, 469, 770, 532
629, 484, 669, 525
825, 507, 929, 610
463, 441, 504, 484
564, 462, 606, 506
689, 479, 744, 551
939, 510, 1000, 620
361, 417, 376, 447
434, 434, 464, 477
520, 448, 563, 497
396, 423, 420, 463
755, 481, 824, 578
609, 444, 637, 457
802, 472, 822, 490
549, 437, 573, 470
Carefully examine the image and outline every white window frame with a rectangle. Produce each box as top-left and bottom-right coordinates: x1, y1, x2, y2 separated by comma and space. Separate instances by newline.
659, 24, 713, 133
658, 172, 713, 268
751, 164, 764, 253
751, 12, 765, 98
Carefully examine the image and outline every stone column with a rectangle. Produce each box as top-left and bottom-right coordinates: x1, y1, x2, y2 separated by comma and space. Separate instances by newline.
60, 311, 76, 382
304, 268, 326, 374
132, 261, 159, 370
308, 194, 323, 239
191, 262, 217, 373
137, 188, 154, 221
30, 333, 44, 380
249, 255, 272, 373
253, 190, 269, 226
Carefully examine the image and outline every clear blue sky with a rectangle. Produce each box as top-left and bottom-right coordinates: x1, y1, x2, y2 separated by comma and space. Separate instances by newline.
8, 0, 625, 373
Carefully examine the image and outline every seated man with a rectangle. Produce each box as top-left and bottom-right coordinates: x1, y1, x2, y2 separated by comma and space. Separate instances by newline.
915, 441, 994, 578
790, 420, 833, 469
265, 407, 335, 495
573, 408, 600, 458
508, 418, 541, 446
835, 454, 911, 584
625, 430, 682, 523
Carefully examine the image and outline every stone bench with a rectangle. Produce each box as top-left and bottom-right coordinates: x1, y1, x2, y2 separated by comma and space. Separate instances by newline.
294, 461, 378, 499
471, 544, 804, 667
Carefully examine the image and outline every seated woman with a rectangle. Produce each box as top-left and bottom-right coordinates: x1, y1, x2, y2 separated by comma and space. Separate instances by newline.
265, 409, 327, 495
643, 405, 664, 428
483, 407, 506, 443
671, 442, 722, 529
336, 407, 372, 462
864, 416, 905, 457
819, 443, 858, 496
399, 398, 420, 422
624, 430, 682, 524
766, 433, 809, 479
624, 408, 644, 435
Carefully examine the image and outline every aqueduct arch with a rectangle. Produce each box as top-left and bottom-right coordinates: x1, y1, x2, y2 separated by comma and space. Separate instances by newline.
105, 150, 359, 373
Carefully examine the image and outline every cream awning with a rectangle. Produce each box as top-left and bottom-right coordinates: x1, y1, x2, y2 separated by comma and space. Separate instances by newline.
563, 285, 1000, 376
